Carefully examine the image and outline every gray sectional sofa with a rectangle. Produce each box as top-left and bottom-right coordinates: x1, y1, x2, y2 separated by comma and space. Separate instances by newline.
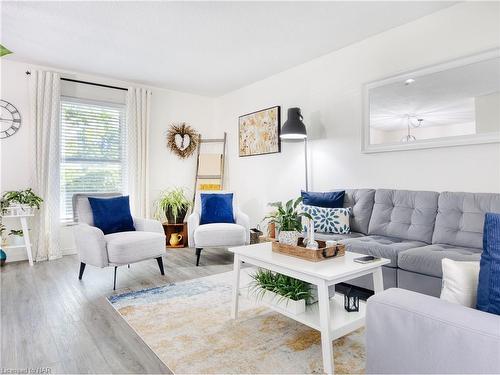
315, 188, 500, 296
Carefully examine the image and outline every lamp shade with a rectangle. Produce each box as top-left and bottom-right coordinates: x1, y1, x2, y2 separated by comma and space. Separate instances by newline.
281, 107, 307, 139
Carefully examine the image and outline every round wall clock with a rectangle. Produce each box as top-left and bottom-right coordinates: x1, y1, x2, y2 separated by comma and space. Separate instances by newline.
0, 99, 21, 139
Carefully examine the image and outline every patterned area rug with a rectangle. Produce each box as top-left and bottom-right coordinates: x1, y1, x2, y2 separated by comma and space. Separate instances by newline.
108, 270, 365, 374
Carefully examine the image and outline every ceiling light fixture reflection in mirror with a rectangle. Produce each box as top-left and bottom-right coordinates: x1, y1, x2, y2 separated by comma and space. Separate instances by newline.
362, 49, 500, 153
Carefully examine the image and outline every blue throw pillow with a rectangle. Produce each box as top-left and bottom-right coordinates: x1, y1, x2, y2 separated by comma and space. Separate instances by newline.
88, 196, 135, 235
301, 190, 345, 208
200, 193, 235, 225
476, 212, 500, 315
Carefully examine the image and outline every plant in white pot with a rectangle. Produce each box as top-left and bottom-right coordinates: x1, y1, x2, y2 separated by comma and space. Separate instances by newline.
249, 268, 313, 314
8, 229, 24, 246
1, 188, 43, 216
265, 197, 311, 246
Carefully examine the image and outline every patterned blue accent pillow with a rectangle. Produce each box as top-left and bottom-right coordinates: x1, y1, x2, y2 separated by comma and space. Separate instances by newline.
302, 204, 352, 234
476, 212, 500, 315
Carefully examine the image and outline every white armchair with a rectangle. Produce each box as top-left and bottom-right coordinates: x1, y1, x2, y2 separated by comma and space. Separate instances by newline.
72, 193, 166, 289
188, 191, 250, 266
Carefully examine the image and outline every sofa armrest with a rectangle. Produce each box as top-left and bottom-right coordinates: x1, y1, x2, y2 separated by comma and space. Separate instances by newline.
187, 211, 200, 248
73, 224, 109, 268
235, 209, 250, 244
133, 217, 164, 234
366, 288, 500, 374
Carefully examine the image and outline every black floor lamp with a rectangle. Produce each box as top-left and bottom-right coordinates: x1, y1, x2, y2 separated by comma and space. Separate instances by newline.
280, 107, 309, 191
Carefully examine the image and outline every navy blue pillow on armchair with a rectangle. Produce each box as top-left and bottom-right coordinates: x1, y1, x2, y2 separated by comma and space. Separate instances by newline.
200, 193, 235, 225
88, 196, 136, 235
476, 212, 500, 315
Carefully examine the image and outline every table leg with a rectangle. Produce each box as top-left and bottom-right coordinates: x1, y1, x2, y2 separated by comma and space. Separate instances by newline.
231, 254, 241, 319
318, 281, 334, 374
20, 217, 33, 266
373, 267, 384, 294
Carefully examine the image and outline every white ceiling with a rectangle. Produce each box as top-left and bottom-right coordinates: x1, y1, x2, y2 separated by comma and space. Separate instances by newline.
1, 1, 456, 96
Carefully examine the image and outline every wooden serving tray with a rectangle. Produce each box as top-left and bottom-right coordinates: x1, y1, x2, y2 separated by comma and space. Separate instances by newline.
272, 237, 345, 262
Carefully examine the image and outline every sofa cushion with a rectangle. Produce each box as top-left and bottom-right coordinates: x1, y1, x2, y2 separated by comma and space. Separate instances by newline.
368, 189, 439, 243
398, 244, 482, 278
343, 189, 375, 235
340, 235, 426, 267
105, 231, 165, 265
314, 231, 364, 242
432, 192, 500, 249
194, 223, 246, 247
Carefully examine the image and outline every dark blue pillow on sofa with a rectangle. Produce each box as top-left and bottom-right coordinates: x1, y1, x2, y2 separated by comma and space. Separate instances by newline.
88, 196, 135, 235
476, 212, 500, 315
301, 190, 345, 208
200, 193, 235, 225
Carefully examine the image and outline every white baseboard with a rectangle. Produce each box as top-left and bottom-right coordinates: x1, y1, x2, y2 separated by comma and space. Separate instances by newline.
4, 246, 77, 264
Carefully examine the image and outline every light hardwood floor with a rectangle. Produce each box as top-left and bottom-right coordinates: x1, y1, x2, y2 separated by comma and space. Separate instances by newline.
1, 248, 235, 374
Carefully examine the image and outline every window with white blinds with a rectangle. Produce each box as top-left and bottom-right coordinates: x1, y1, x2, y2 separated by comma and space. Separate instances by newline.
60, 97, 127, 222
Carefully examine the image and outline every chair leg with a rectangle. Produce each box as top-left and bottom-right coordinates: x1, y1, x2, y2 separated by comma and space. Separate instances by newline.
113, 266, 117, 290
156, 257, 165, 275
78, 262, 86, 280
195, 248, 203, 266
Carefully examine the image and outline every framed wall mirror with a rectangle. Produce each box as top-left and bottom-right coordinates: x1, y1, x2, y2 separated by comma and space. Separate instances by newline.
362, 49, 500, 153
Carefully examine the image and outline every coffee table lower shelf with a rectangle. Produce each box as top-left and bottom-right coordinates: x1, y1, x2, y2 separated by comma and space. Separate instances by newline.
240, 286, 366, 339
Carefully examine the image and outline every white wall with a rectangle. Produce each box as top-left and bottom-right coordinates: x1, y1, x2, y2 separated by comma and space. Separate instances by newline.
214, 2, 500, 226
2, 2, 500, 262
0, 59, 214, 261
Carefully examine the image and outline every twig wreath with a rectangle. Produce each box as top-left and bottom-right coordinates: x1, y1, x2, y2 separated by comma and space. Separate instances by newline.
166, 122, 199, 159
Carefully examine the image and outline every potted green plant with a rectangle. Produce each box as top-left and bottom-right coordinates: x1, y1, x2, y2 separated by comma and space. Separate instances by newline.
8, 229, 24, 246
264, 197, 312, 245
154, 187, 192, 224
249, 268, 313, 314
1, 188, 43, 215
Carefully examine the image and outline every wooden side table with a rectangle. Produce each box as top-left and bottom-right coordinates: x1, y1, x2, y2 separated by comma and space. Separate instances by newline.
162, 223, 188, 248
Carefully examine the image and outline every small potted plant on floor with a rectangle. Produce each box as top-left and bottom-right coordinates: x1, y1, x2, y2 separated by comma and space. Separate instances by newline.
8, 229, 24, 246
1, 188, 43, 216
264, 197, 311, 245
154, 187, 192, 224
249, 268, 313, 314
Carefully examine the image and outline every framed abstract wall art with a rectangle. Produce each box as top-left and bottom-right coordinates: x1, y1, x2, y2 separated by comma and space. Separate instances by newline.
238, 106, 281, 157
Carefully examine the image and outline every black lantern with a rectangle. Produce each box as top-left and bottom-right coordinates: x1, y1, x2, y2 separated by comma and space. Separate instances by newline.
344, 288, 359, 312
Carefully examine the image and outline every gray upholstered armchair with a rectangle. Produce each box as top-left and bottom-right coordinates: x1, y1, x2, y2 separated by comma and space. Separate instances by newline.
188, 191, 250, 266
72, 193, 166, 289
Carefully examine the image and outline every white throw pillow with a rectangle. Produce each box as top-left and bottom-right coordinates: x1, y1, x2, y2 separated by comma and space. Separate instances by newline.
440, 258, 480, 308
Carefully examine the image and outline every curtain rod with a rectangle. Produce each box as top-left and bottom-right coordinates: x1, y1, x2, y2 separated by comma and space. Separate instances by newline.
25, 71, 128, 91
60, 78, 128, 91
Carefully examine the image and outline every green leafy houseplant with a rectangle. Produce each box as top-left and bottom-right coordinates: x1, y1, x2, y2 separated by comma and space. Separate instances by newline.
250, 268, 313, 304
1, 188, 43, 211
264, 197, 311, 245
154, 188, 192, 224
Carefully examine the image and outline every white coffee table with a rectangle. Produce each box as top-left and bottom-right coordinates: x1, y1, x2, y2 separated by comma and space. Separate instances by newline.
229, 242, 390, 375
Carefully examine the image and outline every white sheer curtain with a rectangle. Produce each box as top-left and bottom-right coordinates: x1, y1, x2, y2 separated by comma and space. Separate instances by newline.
30, 70, 61, 261
127, 87, 152, 217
